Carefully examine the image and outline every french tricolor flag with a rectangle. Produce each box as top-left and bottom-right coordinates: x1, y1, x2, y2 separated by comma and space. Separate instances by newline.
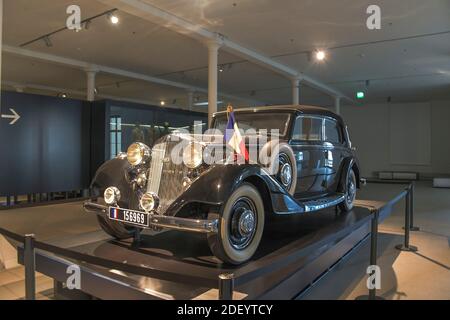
224, 111, 249, 161
110, 207, 118, 219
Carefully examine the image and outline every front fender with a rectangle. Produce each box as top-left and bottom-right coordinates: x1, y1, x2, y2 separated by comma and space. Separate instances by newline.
165, 164, 304, 216
90, 157, 137, 209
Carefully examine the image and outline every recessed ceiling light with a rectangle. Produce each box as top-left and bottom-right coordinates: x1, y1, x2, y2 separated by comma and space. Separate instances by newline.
315, 50, 326, 61
109, 13, 119, 24
160, 101, 166, 106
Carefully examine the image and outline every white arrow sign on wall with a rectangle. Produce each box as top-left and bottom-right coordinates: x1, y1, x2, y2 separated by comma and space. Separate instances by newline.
1, 108, 21, 125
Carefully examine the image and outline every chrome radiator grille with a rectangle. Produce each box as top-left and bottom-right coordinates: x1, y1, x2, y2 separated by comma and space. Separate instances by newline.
147, 138, 188, 215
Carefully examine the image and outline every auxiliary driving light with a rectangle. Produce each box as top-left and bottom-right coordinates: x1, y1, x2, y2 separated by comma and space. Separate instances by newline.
140, 192, 159, 212
104, 187, 121, 205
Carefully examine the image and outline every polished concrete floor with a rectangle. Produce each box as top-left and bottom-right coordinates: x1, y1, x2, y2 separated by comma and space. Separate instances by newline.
302, 181, 450, 300
0, 181, 449, 300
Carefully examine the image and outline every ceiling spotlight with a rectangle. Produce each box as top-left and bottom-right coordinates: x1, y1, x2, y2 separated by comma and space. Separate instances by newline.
218, 65, 224, 73
58, 93, 67, 98
108, 13, 119, 24
315, 50, 326, 61
160, 101, 166, 106
43, 36, 53, 47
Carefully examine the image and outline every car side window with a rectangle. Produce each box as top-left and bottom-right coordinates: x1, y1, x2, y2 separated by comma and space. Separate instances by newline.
324, 119, 343, 144
292, 116, 323, 142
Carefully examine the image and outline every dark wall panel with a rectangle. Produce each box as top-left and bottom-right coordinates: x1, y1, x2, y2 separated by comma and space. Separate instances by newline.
0, 91, 90, 195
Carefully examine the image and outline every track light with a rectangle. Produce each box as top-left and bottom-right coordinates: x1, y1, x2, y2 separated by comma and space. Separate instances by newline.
43, 36, 53, 47
218, 65, 224, 73
58, 93, 68, 98
108, 13, 119, 24
315, 50, 326, 61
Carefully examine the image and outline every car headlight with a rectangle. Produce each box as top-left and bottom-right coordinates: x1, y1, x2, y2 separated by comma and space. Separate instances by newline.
127, 142, 151, 166
104, 187, 120, 205
140, 192, 159, 212
183, 142, 203, 169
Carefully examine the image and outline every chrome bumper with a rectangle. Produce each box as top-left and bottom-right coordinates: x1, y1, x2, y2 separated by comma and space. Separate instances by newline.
83, 201, 218, 233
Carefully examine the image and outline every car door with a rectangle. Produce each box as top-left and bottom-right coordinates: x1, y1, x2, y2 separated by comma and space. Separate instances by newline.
322, 117, 345, 193
290, 115, 327, 199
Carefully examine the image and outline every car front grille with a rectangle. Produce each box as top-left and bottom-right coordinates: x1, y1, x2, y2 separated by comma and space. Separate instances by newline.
147, 136, 188, 215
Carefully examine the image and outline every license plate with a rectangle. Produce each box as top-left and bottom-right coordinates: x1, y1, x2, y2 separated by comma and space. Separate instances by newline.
109, 207, 149, 227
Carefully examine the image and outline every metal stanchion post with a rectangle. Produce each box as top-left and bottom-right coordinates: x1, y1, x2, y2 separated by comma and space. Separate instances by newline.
396, 186, 418, 252
409, 182, 420, 231
218, 273, 234, 300
24, 234, 36, 300
356, 210, 384, 300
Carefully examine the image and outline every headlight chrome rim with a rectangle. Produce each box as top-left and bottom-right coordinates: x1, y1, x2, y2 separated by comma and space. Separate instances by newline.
140, 192, 159, 212
104, 187, 121, 205
127, 142, 151, 166
183, 142, 203, 169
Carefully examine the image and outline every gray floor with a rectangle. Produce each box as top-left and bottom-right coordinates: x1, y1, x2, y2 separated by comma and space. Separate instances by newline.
302, 181, 450, 300
0, 181, 449, 300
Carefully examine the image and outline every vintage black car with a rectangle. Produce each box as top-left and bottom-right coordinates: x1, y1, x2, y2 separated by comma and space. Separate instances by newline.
84, 105, 361, 265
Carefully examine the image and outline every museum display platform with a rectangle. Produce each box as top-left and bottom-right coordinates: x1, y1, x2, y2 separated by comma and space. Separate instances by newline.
1, 184, 413, 300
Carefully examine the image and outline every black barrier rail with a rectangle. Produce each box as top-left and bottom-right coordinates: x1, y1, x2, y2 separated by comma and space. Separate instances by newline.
0, 181, 419, 300
0, 189, 91, 210
355, 181, 419, 300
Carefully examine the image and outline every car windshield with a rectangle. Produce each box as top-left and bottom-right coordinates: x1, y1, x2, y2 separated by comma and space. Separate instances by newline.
213, 112, 291, 136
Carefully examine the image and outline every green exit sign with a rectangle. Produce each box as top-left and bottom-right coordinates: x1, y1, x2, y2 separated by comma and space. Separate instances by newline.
356, 91, 365, 99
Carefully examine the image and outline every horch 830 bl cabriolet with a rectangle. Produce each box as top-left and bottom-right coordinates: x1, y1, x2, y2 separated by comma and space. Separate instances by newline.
84, 105, 362, 265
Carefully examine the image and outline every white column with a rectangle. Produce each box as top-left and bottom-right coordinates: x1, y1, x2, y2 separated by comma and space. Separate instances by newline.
0, 0, 3, 116
85, 68, 98, 102
334, 96, 341, 115
207, 40, 220, 127
292, 78, 300, 105
187, 90, 194, 111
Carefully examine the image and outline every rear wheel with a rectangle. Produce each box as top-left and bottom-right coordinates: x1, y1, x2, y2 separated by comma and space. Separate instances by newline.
207, 183, 265, 265
339, 169, 357, 212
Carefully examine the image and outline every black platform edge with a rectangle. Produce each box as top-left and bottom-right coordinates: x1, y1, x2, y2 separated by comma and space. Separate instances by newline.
6, 188, 408, 300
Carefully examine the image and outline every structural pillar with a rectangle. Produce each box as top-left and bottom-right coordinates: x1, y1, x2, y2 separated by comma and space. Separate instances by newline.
85, 68, 98, 102
187, 90, 194, 111
207, 40, 221, 127
292, 78, 300, 105
0, 0, 3, 117
334, 96, 341, 115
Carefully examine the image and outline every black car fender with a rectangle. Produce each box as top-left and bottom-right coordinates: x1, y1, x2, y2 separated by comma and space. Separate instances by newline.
338, 157, 361, 193
166, 163, 304, 216
89, 157, 137, 209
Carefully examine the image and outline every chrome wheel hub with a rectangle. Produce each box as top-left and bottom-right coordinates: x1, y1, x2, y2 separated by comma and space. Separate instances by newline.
347, 179, 356, 204
239, 210, 255, 236
229, 197, 258, 250
280, 163, 292, 187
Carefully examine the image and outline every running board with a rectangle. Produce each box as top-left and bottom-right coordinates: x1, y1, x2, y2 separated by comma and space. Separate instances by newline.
303, 193, 346, 212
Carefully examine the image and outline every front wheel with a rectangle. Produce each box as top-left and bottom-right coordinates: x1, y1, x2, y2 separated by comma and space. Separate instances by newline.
339, 169, 357, 212
207, 183, 265, 265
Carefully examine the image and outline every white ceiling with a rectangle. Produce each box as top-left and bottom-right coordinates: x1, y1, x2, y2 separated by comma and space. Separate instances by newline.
2, 0, 450, 111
